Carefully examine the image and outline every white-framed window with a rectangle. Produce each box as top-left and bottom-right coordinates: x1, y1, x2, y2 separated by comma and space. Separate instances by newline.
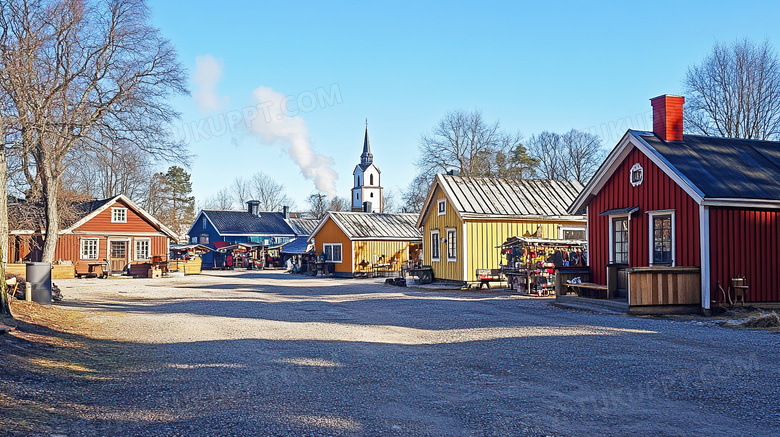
80, 238, 99, 260
437, 199, 446, 216
134, 238, 151, 261
630, 163, 643, 187
610, 216, 629, 264
199, 234, 209, 244
446, 228, 457, 261
648, 210, 675, 266
111, 207, 127, 223
430, 230, 440, 261
202, 216, 207, 230
191, 236, 197, 244
559, 226, 586, 240
323, 243, 342, 263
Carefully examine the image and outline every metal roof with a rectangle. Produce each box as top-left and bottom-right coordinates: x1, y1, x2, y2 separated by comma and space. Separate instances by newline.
639, 133, 780, 200
202, 210, 296, 236
599, 206, 639, 216
422, 174, 585, 225
287, 217, 319, 236
319, 212, 422, 241
280, 237, 313, 254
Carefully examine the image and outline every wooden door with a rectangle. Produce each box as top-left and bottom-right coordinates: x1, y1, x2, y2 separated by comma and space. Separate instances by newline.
110, 241, 128, 272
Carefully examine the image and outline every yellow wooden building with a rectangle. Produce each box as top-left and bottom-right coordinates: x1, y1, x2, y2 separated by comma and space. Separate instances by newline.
308, 211, 422, 277
416, 174, 586, 283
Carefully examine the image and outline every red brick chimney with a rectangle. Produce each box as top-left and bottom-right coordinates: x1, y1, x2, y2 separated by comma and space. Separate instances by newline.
650, 95, 685, 142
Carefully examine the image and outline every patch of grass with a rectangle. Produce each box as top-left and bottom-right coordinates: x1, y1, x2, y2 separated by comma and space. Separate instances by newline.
738, 312, 780, 329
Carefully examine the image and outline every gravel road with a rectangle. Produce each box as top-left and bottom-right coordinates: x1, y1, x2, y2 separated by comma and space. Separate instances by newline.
2, 270, 779, 436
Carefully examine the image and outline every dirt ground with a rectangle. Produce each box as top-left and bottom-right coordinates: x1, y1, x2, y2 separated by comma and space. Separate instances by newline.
1, 270, 779, 436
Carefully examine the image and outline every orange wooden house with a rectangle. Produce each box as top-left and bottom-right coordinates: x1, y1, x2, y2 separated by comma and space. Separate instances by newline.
8, 194, 178, 277
308, 211, 422, 277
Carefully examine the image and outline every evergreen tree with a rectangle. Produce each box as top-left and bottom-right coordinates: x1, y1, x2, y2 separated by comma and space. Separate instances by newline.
151, 166, 195, 238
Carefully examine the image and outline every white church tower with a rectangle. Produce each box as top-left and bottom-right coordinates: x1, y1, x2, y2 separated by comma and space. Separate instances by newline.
351, 122, 383, 212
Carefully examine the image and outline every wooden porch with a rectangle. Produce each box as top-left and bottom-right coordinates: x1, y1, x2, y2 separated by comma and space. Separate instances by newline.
556, 266, 701, 314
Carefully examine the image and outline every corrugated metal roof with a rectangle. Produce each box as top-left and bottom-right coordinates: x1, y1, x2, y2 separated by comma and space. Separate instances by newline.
204, 210, 296, 236
328, 212, 422, 240
287, 217, 319, 236
436, 175, 585, 218
639, 132, 780, 200
280, 237, 313, 254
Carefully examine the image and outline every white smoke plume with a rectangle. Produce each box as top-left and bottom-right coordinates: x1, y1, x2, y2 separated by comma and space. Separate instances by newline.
193, 55, 226, 112
248, 86, 338, 196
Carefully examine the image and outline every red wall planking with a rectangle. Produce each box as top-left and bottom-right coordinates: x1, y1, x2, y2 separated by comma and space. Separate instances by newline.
709, 207, 780, 303
587, 146, 700, 285
76, 199, 160, 233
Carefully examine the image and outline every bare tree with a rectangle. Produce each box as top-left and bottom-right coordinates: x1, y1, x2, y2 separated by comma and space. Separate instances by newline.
307, 193, 329, 220
0, 93, 10, 318
561, 130, 604, 184
528, 131, 566, 180
417, 110, 524, 178
231, 177, 252, 207
251, 172, 295, 211
200, 188, 235, 210
63, 139, 154, 200
382, 188, 399, 213
529, 130, 604, 182
684, 38, 780, 140
0, 0, 188, 262
401, 173, 434, 214
328, 196, 350, 212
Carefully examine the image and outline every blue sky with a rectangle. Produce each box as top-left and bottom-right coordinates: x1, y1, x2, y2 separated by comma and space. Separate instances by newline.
150, 0, 780, 210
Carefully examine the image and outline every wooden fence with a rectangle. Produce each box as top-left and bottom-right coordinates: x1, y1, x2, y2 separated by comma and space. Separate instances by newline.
5, 263, 76, 280
168, 258, 202, 275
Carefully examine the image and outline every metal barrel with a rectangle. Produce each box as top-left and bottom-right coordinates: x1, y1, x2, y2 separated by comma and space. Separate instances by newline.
26, 262, 52, 305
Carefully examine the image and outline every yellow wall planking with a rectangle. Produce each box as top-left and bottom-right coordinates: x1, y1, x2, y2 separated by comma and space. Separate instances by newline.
420, 187, 587, 283
421, 187, 464, 282
353, 240, 417, 273
464, 220, 583, 282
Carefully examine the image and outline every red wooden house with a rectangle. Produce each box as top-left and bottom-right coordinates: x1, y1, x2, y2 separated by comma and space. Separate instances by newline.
569, 95, 780, 312
9, 194, 178, 277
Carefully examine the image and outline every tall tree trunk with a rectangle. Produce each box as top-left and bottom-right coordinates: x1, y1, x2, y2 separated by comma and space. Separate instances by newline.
0, 137, 11, 318
0, 129, 7, 263
41, 162, 59, 264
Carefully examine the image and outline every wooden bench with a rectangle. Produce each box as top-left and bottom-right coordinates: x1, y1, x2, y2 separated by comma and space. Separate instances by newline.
566, 282, 609, 299
476, 269, 503, 289
76, 261, 108, 278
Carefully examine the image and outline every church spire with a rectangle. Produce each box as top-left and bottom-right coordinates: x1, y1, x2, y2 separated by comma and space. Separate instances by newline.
360, 119, 373, 168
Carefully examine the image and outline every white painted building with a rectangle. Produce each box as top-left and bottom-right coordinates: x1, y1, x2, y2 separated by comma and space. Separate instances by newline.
351, 125, 383, 212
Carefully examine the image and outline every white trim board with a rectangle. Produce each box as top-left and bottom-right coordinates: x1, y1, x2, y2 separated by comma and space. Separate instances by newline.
647, 210, 676, 267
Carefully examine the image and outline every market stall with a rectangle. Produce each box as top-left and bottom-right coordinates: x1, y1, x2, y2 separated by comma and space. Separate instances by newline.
215, 242, 265, 269
500, 236, 587, 296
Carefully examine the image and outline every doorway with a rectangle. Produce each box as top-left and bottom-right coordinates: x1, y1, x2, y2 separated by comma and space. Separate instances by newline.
110, 240, 129, 273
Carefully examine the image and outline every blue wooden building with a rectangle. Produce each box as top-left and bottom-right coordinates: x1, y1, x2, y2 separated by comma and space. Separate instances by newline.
188, 201, 315, 267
